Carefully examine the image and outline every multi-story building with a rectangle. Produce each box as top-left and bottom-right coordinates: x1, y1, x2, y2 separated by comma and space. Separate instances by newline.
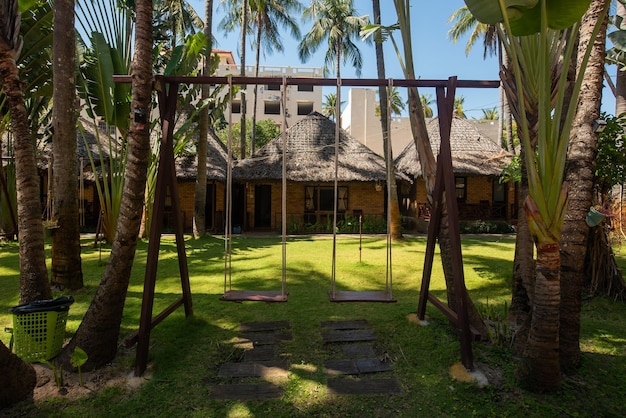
213, 52, 324, 130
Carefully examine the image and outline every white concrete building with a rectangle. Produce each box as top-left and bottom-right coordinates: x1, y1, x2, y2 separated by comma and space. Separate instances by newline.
340, 88, 413, 157
214, 54, 323, 129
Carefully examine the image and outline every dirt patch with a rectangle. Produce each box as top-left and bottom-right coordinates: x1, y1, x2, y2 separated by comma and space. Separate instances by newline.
31, 359, 150, 403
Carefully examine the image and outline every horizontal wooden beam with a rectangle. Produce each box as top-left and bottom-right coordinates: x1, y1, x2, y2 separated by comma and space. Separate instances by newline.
427, 294, 482, 341
113, 75, 499, 89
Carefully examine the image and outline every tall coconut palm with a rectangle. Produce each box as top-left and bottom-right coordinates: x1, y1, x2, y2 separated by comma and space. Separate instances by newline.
420, 94, 434, 118
560, 0, 609, 371
154, 0, 203, 47
0, 0, 51, 303
372, 0, 402, 240
448, 5, 511, 151
606, 1, 626, 116
363, 1, 489, 339
58, 0, 155, 370
193, 0, 213, 238
249, 0, 302, 154
481, 107, 498, 120
322, 92, 343, 120
465, 0, 610, 391
51, 0, 83, 290
454, 96, 467, 118
375, 87, 405, 116
219, 0, 248, 157
297, 0, 368, 79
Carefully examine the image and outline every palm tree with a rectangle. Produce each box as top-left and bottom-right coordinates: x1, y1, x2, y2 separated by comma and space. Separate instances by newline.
298, 0, 368, 79
481, 107, 498, 120
420, 94, 434, 118
466, 0, 610, 391
193, 0, 213, 238
0, 0, 51, 303
376, 87, 406, 116
322, 92, 343, 120
248, 0, 302, 154
370, 0, 489, 340
453, 96, 467, 118
448, 6, 510, 151
560, 0, 610, 371
154, 0, 203, 47
447, 6, 497, 57
51, 0, 83, 290
58, 0, 155, 371
372, 0, 402, 240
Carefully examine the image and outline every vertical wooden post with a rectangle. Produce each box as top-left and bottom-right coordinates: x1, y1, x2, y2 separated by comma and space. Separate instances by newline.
134, 79, 193, 376
416, 77, 473, 370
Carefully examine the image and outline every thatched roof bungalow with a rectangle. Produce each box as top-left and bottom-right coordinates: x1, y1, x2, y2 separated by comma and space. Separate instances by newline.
394, 116, 515, 225
174, 131, 229, 232
233, 112, 409, 232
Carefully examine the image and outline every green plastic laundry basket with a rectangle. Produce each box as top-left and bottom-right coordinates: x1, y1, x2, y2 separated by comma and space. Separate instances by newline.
8, 296, 74, 362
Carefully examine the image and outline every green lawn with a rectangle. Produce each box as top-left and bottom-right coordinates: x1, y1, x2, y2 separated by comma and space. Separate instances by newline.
1, 234, 625, 417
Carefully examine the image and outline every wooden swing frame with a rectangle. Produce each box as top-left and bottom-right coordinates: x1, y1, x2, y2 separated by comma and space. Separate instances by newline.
115, 74, 498, 376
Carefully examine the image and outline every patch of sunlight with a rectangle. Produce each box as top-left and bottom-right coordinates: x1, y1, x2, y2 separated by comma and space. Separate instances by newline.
581, 333, 626, 356
286, 373, 328, 409
290, 362, 317, 374
227, 403, 253, 418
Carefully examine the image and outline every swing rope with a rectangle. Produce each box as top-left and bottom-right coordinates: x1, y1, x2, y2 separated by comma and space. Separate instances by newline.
328, 78, 395, 303
281, 75, 288, 299
385, 78, 394, 298
330, 75, 341, 300
220, 76, 287, 303
223, 75, 234, 295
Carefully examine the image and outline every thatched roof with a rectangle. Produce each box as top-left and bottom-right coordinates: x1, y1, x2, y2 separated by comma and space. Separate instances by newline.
176, 130, 229, 181
234, 112, 409, 183
394, 116, 511, 177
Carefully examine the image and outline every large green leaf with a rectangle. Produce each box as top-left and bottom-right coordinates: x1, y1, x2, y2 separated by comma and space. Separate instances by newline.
464, 0, 593, 35
82, 32, 116, 125
609, 31, 626, 51
463, 0, 537, 25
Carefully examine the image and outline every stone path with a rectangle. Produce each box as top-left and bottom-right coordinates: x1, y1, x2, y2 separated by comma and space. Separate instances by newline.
209, 319, 403, 400
321, 319, 403, 395
209, 320, 291, 400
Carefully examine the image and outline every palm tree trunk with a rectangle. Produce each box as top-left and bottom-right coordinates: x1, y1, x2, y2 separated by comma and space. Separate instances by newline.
523, 242, 561, 391
0, 1, 51, 303
0, 341, 36, 408
239, 0, 248, 159
251, 22, 262, 155
372, 0, 402, 240
617, 2, 626, 117
58, 0, 154, 370
193, 0, 213, 238
51, 0, 83, 290
560, 0, 608, 370
397, 1, 487, 337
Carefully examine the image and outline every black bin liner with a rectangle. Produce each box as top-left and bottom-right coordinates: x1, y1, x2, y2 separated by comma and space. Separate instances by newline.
9, 296, 74, 314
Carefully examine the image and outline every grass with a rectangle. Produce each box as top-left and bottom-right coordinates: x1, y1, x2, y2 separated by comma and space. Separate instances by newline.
1, 234, 626, 417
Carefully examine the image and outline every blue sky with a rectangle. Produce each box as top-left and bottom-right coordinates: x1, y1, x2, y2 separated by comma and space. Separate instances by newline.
188, 0, 617, 119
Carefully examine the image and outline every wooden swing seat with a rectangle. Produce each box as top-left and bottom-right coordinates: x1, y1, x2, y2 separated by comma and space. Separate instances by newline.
328, 291, 396, 303
220, 290, 288, 303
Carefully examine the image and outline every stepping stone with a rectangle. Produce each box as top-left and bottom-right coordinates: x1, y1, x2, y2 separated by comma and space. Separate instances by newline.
218, 361, 289, 378
324, 358, 392, 375
342, 343, 375, 358
321, 319, 370, 330
236, 332, 293, 346
243, 346, 276, 362
322, 329, 376, 343
210, 383, 283, 400
327, 378, 403, 395
239, 321, 291, 332
324, 359, 359, 375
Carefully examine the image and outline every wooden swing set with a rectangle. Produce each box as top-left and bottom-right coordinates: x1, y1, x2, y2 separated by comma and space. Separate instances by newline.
115, 74, 498, 377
